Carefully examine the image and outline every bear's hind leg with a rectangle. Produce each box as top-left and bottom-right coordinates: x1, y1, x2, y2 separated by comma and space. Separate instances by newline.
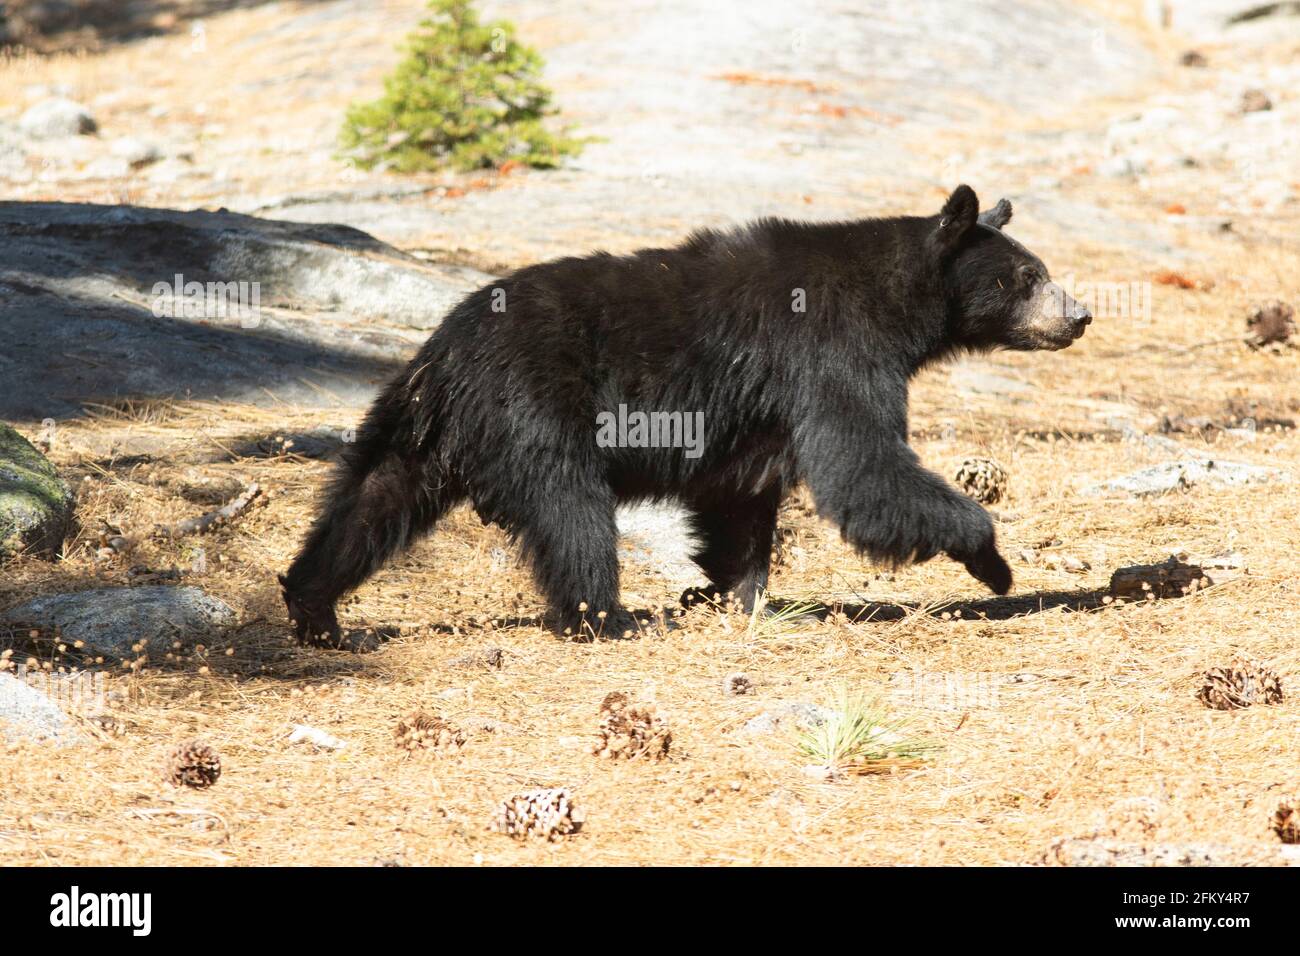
683, 485, 781, 613
512, 482, 633, 641
282, 451, 461, 648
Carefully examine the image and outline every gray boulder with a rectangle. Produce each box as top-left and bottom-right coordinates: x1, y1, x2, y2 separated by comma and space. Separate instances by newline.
0, 423, 75, 560
0, 201, 488, 327
109, 137, 162, 167
0, 202, 489, 418
1082, 458, 1292, 497
18, 97, 97, 139
2, 586, 237, 659
742, 702, 833, 736
0, 673, 79, 744
615, 503, 700, 590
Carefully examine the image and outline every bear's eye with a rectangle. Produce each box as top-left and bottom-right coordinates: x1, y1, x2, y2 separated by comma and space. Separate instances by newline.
1017, 265, 1040, 286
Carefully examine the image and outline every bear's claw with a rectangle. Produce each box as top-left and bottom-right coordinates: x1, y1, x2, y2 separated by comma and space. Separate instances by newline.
960, 545, 1013, 595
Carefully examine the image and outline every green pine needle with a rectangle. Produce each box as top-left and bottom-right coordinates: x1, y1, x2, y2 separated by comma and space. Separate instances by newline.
744, 597, 823, 638
796, 689, 937, 771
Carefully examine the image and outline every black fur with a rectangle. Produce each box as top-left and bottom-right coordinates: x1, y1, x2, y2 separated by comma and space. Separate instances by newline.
281, 185, 1090, 644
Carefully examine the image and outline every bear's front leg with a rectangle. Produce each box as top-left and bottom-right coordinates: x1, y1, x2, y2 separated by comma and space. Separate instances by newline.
280, 582, 343, 647
796, 409, 1012, 595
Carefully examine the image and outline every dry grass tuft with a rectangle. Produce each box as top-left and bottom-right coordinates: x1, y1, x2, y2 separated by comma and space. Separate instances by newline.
795, 690, 934, 774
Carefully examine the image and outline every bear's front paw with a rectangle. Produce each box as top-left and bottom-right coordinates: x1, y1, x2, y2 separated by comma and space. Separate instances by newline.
281, 580, 342, 648
956, 543, 1012, 595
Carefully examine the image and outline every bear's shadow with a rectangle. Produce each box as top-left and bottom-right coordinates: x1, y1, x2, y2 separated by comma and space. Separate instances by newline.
476, 586, 1114, 634
829, 587, 1110, 623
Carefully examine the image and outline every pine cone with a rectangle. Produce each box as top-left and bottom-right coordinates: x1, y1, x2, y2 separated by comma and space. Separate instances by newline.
165, 740, 222, 788
1197, 659, 1284, 710
492, 788, 585, 842
1247, 301, 1295, 347
394, 712, 466, 753
592, 691, 671, 760
953, 458, 1008, 505
1272, 800, 1300, 844
724, 672, 755, 696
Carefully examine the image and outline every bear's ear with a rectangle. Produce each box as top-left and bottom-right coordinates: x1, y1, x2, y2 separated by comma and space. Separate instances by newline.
934, 184, 979, 250
978, 198, 1013, 230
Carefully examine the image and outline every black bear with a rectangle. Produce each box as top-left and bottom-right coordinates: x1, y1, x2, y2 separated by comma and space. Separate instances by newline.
281, 185, 1091, 645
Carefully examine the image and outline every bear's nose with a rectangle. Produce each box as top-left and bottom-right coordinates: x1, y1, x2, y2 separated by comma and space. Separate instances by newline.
1070, 303, 1092, 334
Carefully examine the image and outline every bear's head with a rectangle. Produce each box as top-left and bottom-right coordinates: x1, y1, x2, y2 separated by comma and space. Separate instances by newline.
931, 185, 1091, 352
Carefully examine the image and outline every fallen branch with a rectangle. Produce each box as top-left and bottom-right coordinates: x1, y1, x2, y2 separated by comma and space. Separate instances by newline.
154, 482, 262, 539
845, 757, 928, 776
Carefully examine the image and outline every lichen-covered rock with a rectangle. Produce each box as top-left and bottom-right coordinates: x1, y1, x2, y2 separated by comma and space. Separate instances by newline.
0, 423, 75, 560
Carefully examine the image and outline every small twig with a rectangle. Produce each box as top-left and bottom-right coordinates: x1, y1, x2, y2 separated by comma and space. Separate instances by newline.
199, 430, 243, 461
79, 458, 143, 497
125, 807, 231, 841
